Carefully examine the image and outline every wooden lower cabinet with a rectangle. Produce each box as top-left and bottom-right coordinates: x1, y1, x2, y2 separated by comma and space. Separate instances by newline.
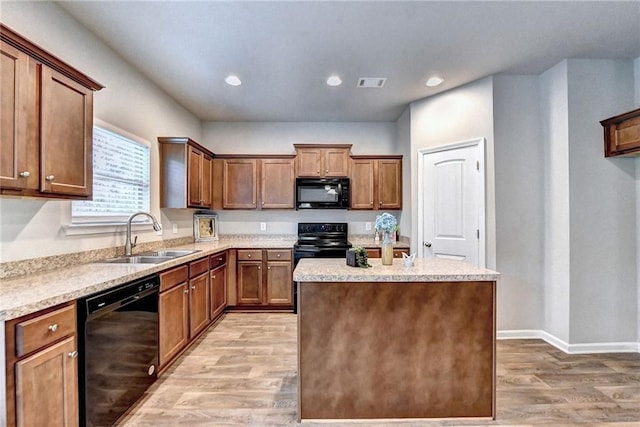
159, 258, 211, 370
210, 264, 227, 319
236, 249, 293, 308
4, 302, 78, 427
237, 260, 263, 304
158, 282, 189, 367
188, 272, 210, 337
15, 336, 78, 427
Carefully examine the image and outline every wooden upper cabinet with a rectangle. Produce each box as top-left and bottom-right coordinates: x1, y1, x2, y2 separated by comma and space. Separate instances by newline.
294, 144, 351, 177
158, 137, 214, 209
601, 108, 640, 157
223, 158, 257, 209
261, 158, 295, 209
187, 145, 212, 208
350, 158, 375, 209
0, 24, 103, 199
214, 155, 295, 210
350, 156, 402, 210
40, 67, 93, 197
0, 40, 37, 191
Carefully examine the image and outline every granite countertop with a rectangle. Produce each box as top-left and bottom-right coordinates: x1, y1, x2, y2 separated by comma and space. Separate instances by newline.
0, 238, 295, 321
349, 236, 410, 250
293, 257, 500, 282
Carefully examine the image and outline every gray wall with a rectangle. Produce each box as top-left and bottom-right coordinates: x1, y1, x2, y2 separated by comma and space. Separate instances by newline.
200, 121, 403, 237
493, 75, 544, 331
395, 108, 412, 237
0, 1, 202, 262
540, 60, 571, 343
408, 77, 497, 269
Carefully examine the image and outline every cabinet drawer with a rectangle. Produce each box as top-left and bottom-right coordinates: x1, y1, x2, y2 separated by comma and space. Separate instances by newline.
393, 249, 410, 258
160, 265, 189, 292
266, 249, 291, 261
237, 249, 263, 261
210, 251, 227, 269
189, 257, 209, 278
366, 249, 381, 258
15, 304, 75, 357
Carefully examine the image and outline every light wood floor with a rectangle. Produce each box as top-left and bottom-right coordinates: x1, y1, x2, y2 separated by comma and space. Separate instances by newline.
118, 313, 640, 426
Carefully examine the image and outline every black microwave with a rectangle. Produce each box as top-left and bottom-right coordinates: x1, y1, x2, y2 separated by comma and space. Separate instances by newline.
295, 178, 350, 209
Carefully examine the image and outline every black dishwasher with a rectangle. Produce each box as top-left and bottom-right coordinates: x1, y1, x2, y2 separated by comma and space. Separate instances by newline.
77, 274, 159, 427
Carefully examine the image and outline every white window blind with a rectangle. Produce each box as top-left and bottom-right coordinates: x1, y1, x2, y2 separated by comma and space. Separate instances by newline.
72, 124, 150, 222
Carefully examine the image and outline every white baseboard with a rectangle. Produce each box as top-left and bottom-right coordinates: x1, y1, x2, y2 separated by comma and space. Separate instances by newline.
497, 329, 640, 354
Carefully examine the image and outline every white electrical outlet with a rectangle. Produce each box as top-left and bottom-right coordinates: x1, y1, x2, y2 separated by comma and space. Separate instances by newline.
172, 223, 178, 234
365, 222, 372, 231
260, 222, 267, 231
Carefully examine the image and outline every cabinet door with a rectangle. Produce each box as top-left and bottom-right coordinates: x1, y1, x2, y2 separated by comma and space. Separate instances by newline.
40, 66, 93, 197
159, 283, 189, 367
261, 158, 294, 209
323, 148, 350, 177
350, 159, 375, 209
201, 153, 213, 208
187, 146, 203, 207
266, 261, 293, 305
15, 336, 78, 427
378, 158, 402, 210
210, 265, 227, 319
223, 159, 257, 209
393, 248, 410, 258
0, 41, 37, 191
296, 148, 322, 177
237, 261, 263, 304
189, 272, 210, 338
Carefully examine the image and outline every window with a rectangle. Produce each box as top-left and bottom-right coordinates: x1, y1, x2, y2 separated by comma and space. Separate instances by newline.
72, 121, 150, 223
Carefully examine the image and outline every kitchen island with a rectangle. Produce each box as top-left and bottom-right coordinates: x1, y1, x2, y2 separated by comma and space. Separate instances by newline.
293, 257, 500, 422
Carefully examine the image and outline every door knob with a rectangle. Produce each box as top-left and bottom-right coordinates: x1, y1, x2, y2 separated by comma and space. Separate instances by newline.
68, 351, 78, 359
424, 242, 432, 248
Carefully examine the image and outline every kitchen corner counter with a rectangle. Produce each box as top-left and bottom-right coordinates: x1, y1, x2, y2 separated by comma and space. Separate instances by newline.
293, 257, 500, 282
0, 238, 296, 321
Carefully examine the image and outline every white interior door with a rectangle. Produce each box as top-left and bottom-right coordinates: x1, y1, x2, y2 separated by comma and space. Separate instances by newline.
418, 138, 485, 267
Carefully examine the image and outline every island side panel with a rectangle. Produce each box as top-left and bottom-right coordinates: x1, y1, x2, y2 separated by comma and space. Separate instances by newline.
298, 280, 496, 420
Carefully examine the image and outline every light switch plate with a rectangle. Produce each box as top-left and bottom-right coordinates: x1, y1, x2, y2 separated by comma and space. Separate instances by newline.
365, 222, 372, 231
260, 222, 267, 231
172, 223, 178, 234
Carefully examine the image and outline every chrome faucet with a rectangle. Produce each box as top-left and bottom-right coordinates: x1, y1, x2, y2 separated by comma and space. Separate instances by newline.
125, 211, 162, 256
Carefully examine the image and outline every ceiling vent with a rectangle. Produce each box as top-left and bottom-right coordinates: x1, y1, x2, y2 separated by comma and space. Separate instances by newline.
357, 77, 386, 88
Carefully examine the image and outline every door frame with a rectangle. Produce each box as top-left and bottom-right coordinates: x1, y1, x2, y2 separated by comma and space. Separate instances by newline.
417, 137, 486, 267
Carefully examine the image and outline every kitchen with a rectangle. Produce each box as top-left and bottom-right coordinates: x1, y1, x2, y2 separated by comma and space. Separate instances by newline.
1, 1, 640, 426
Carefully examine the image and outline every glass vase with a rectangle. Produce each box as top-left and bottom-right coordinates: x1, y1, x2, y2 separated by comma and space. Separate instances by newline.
381, 231, 393, 265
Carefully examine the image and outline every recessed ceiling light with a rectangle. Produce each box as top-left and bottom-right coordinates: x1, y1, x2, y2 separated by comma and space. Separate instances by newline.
225, 75, 242, 86
326, 75, 342, 86
426, 76, 444, 87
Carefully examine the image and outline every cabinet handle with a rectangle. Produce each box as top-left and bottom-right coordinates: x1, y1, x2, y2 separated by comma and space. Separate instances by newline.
45, 175, 55, 182
277, 254, 280, 258
247, 254, 251, 258
191, 285, 196, 290
325, 169, 329, 174
257, 266, 261, 270
19, 171, 30, 178
212, 275, 216, 279
379, 201, 382, 206
316, 170, 320, 174
68, 351, 78, 359
370, 201, 373, 205
267, 266, 271, 270
48, 323, 58, 332
184, 289, 189, 294
218, 257, 223, 261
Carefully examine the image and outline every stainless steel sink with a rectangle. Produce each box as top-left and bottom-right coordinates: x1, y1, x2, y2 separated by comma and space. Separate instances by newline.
99, 249, 201, 264
101, 256, 175, 264
139, 249, 201, 257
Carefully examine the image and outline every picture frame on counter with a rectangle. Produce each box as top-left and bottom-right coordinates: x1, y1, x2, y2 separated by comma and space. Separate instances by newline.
194, 212, 219, 242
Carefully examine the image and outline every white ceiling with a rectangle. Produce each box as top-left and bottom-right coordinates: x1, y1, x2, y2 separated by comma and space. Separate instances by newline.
57, 1, 640, 122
